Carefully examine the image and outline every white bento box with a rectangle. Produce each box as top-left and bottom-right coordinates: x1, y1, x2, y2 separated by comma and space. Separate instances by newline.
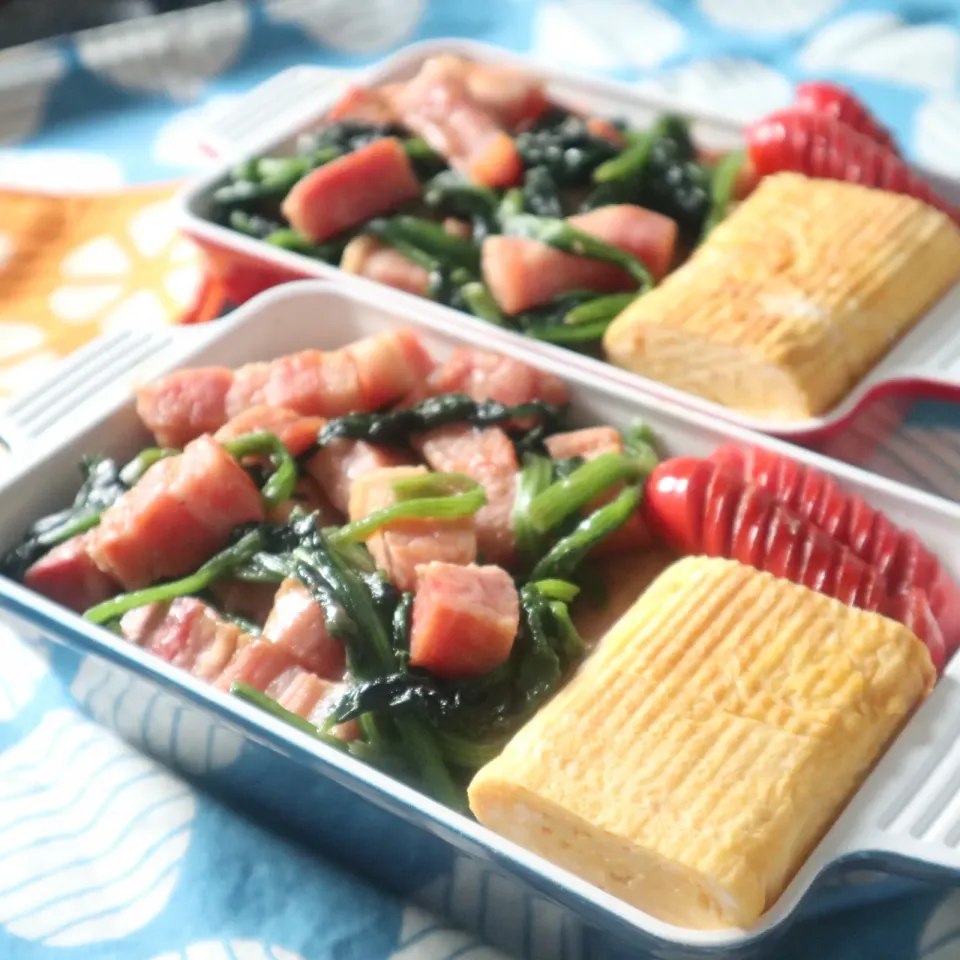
1, 280, 959, 960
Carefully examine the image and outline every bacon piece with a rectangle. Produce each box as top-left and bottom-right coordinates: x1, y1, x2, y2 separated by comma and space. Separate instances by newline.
265, 668, 358, 740
262, 578, 346, 679
121, 597, 250, 681
304, 439, 415, 516
327, 84, 397, 124
426, 347, 569, 408
216, 639, 301, 692
24, 533, 118, 613
282, 137, 422, 243
390, 58, 523, 188
214, 405, 325, 457
88, 436, 264, 590
416, 425, 518, 567
482, 205, 677, 314
135, 367, 233, 449
410, 562, 520, 678
348, 465, 477, 592
340, 236, 431, 298
137, 331, 435, 445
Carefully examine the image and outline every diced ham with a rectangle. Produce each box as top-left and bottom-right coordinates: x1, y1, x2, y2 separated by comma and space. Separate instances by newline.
214, 405, 325, 457
137, 331, 435, 445
415, 425, 518, 567
340, 236, 430, 298
304, 439, 414, 516
390, 58, 523, 188
265, 667, 358, 740
262, 578, 346, 679
122, 597, 250, 681
543, 427, 650, 555
327, 84, 397, 124
135, 367, 233, 448
24, 533, 118, 613
348, 465, 478, 592
482, 204, 677, 315
568, 205, 677, 280
410, 562, 520, 678
210, 579, 278, 626
89, 436, 264, 590
426, 347, 569, 409
281, 137, 422, 243
216, 638, 301, 692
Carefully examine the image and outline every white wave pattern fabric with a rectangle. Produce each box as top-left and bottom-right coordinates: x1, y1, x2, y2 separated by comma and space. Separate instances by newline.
0, 627, 47, 722
698, 0, 841, 35
0, 709, 195, 946
0, 42, 67, 145
914, 94, 960, 179
636, 58, 792, 124
531, 0, 685, 72
151, 942, 303, 960
264, 0, 426, 53
799, 12, 960, 92
75, 1, 250, 100
71, 657, 243, 775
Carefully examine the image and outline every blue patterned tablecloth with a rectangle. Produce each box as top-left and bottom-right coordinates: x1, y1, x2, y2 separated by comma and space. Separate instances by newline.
3, 3, 960, 958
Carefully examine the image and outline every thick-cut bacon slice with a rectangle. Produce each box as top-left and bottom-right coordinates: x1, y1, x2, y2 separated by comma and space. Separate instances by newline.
136, 331, 435, 447
409, 562, 520, 678
88, 436, 264, 590
348, 465, 477, 592
390, 57, 523, 188
281, 137, 422, 243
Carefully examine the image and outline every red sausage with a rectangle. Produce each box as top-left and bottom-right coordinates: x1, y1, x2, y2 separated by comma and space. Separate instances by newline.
745, 110, 960, 224
644, 456, 945, 670
710, 444, 960, 656
793, 81, 900, 155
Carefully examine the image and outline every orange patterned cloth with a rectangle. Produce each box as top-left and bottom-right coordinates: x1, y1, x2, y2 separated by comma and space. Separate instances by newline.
0, 183, 224, 399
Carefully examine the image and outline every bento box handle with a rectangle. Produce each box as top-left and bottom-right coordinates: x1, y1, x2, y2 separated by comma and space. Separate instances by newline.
817, 671, 960, 885
197, 66, 354, 163
854, 280, 960, 405
0, 324, 223, 462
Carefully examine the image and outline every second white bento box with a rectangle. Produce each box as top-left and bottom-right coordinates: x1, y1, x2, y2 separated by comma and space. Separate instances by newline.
175, 38, 960, 445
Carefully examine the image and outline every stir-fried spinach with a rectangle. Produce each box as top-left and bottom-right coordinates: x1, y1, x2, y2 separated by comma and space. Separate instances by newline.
584, 114, 711, 241
515, 110, 620, 186
315, 393, 566, 451
329, 580, 584, 748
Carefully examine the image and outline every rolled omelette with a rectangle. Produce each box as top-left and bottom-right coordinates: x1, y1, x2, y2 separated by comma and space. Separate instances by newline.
468, 555, 935, 929
602, 173, 960, 420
